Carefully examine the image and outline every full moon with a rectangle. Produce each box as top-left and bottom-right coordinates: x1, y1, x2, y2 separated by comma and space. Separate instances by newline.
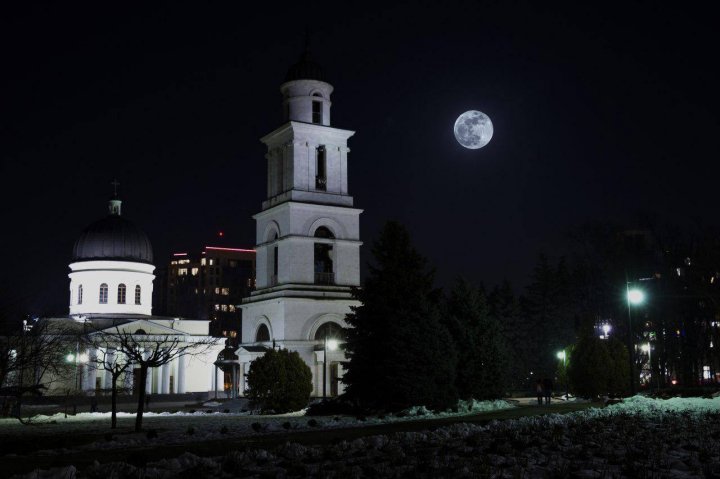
454, 110, 493, 149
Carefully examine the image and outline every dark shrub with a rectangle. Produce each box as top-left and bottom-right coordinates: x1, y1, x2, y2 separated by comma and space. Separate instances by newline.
246, 348, 313, 414
220, 426, 229, 434
251, 422, 263, 432
186, 426, 195, 435
146, 429, 158, 440
307, 419, 318, 427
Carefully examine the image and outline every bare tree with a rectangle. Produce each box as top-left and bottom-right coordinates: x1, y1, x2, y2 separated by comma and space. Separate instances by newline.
86, 327, 218, 431
0, 320, 76, 418
80, 332, 131, 428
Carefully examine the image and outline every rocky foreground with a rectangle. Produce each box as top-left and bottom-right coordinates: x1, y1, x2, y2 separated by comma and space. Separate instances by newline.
14, 396, 720, 478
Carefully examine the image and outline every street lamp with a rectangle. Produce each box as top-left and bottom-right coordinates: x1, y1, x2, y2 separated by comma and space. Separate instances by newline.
626, 285, 645, 396
323, 337, 338, 399
556, 350, 568, 400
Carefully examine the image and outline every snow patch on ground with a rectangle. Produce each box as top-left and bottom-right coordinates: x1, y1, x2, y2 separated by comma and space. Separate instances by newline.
8, 396, 720, 478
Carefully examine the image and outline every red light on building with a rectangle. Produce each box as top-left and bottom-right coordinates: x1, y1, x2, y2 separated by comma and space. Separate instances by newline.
205, 246, 255, 253
219, 231, 224, 237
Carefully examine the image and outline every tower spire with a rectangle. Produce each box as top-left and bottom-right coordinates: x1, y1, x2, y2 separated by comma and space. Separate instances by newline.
108, 179, 122, 216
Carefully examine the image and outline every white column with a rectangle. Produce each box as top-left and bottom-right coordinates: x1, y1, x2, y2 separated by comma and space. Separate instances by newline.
216, 366, 224, 396
83, 350, 97, 391
144, 352, 151, 394
161, 361, 171, 394
177, 355, 186, 394
239, 363, 246, 395
104, 351, 115, 390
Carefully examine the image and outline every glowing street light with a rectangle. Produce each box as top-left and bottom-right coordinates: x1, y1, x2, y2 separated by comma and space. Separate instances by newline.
627, 289, 645, 305
323, 337, 339, 399
556, 350, 568, 400
625, 284, 646, 395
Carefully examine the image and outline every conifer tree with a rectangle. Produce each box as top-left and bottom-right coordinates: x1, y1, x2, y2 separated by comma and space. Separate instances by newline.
445, 279, 508, 400
343, 221, 458, 412
488, 281, 526, 390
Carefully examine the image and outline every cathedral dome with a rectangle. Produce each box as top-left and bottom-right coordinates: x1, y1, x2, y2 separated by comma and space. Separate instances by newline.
284, 51, 325, 83
72, 206, 153, 264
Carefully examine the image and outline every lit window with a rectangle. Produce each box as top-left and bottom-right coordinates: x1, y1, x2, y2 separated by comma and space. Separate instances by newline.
229, 331, 237, 338
209, 259, 214, 266
117, 284, 126, 304
703, 365, 712, 380
171, 260, 178, 265
178, 259, 190, 264
191, 267, 199, 276
214, 304, 220, 311
221, 287, 230, 296
78, 285, 83, 305
221, 304, 228, 312
99, 284, 108, 304
201, 258, 206, 266
178, 268, 188, 276
215, 287, 220, 294
228, 304, 236, 312
135, 285, 141, 305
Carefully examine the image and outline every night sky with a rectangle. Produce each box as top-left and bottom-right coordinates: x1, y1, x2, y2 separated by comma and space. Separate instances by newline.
2, 1, 718, 322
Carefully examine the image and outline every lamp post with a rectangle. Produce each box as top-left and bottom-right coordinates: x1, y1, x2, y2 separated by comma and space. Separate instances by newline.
626, 285, 645, 396
556, 350, 568, 400
323, 336, 338, 399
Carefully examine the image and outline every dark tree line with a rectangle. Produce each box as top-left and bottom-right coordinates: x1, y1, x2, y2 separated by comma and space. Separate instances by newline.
342, 218, 720, 410
343, 222, 509, 412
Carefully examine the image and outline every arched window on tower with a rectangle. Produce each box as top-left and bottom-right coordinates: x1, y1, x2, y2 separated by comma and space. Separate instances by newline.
314, 322, 343, 341
256, 324, 270, 342
135, 285, 141, 305
78, 285, 83, 305
99, 283, 108, 304
314, 227, 335, 285
117, 284, 126, 304
312, 96, 323, 124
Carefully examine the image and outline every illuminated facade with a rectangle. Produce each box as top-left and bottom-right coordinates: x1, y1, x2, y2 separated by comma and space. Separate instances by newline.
164, 246, 255, 343
238, 49, 362, 397
44, 195, 224, 396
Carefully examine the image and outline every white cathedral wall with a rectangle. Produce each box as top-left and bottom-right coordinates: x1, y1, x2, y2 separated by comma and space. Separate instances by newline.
240, 297, 357, 396
68, 261, 155, 316
280, 79, 334, 126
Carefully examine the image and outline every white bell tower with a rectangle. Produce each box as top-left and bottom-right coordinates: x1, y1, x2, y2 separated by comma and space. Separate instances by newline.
240, 47, 362, 397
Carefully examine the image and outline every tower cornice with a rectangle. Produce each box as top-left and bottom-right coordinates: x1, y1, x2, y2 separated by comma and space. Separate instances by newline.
260, 121, 355, 146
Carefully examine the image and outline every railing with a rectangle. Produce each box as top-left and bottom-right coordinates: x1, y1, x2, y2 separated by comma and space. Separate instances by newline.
315, 176, 327, 191
314, 272, 335, 285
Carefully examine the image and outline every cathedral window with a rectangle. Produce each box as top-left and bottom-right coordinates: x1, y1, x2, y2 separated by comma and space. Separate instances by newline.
271, 245, 279, 285
117, 284, 126, 304
135, 285, 141, 305
315, 146, 327, 191
314, 227, 335, 284
314, 226, 335, 239
314, 322, 343, 341
99, 284, 108, 304
78, 285, 83, 305
312, 100, 322, 124
256, 324, 270, 342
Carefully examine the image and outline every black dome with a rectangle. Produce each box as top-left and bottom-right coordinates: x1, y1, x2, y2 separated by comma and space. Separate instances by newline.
284, 51, 325, 83
73, 215, 153, 264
